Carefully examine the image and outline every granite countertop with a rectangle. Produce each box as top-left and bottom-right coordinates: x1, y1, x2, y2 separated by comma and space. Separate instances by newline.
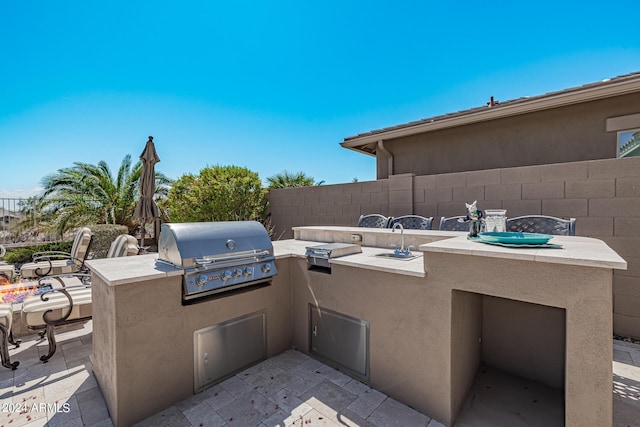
88, 239, 428, 286
87, 253, 182, 286
87, 232, 627, 286
272, 239, 426, 278
419, 235, 627, 270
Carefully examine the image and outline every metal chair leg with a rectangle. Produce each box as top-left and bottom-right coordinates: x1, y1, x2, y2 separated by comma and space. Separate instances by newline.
0, 324, 19, 370
8, 330, 21, 348
39, 325, 57, 363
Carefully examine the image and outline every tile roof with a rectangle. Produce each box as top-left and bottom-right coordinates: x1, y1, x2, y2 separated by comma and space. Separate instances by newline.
342, 71, 640, 147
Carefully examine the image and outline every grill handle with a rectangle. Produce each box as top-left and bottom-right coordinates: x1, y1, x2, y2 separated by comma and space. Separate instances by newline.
195, 250, 271, 266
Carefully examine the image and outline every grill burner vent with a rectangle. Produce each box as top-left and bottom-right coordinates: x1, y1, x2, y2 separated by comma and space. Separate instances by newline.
157, 221, 278, 303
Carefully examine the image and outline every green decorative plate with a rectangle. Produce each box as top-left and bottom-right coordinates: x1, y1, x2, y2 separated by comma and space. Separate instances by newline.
477, 231, 553, 245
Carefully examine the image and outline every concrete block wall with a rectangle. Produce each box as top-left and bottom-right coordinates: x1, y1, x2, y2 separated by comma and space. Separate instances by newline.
268, 179, 390, 240
269, 156, 640, 337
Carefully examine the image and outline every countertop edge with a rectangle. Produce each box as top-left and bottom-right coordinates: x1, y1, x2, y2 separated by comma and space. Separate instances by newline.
86, 254, 184, 286
419, 236, 627, 270
87, 232, 626, 285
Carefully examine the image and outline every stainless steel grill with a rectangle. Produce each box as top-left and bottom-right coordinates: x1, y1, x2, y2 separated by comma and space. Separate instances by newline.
157, 221, 277, 303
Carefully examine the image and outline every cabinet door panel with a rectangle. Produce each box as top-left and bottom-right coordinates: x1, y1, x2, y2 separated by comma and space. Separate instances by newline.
309, 305, 369, 380
194, 311, 267, 392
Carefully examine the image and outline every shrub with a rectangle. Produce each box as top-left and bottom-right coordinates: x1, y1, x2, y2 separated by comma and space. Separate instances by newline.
90, 224, 130, 259
2, 241, 74, 266
168, 165, 268, 223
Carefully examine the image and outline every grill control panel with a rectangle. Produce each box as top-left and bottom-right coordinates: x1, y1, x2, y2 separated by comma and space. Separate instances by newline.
183, 259, 278, 302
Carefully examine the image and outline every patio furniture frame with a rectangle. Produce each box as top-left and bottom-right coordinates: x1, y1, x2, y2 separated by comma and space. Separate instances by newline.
23, 274, 92, 362
439, 215, 470, 231
0, 303, 21, 369
506, 215, 576, 236
357, 214, 391, 228
21, 234, 139, 362
20, 227, 94, 279
388, 215, 434, 230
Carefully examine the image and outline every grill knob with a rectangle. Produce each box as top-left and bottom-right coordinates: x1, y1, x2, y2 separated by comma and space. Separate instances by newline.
196, 275, 208, 287
233, 268, 243, 278
262, 263, 272, 273
222, 270, 232, 281
244, 266, 254, 276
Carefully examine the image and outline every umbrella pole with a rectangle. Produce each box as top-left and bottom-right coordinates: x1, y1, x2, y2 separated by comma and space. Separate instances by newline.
140, 223, 146, 248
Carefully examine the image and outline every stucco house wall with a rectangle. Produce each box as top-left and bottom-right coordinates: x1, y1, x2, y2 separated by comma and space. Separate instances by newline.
376, 93, 640, 179
268, 156, 640, 338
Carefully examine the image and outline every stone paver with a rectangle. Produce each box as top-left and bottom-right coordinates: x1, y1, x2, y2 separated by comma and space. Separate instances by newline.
2, 322, 640, 426
612, 339, 640, 427
367, 397, 431, 427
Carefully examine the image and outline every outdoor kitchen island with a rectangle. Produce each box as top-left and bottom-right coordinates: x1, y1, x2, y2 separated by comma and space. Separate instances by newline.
87, 226, 626, 427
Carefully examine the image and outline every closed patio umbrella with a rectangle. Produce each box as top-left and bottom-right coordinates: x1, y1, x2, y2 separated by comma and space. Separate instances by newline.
134, 136, 161, 248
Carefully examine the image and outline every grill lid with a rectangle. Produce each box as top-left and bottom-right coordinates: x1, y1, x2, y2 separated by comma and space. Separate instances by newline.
158, 221, 273, 269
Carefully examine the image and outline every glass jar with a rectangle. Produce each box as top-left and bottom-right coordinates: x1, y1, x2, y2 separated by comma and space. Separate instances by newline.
483, 209, 507, 232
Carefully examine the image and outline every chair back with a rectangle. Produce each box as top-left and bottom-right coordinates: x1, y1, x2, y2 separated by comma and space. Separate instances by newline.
357, 214, 390, 228
70, 227, 94, 267
506, 215, 576, 236
106, 234, 140, 258
389, 215, 434, 230
439, 216, 470, 231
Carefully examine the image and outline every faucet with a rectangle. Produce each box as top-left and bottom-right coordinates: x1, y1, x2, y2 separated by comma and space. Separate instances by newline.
392, 223, 410, 255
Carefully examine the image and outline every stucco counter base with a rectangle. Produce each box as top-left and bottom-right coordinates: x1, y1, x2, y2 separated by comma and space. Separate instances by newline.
88, 228, 626, 427
418, 235, 626, 426
87, 254, 292, 427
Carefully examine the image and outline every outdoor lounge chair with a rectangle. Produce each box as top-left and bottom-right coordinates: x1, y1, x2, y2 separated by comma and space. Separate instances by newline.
20, 227, 94, 279
105, 234, 140, 257
439, 216, 470, 231
0, 265, 14, 283
21, 234, 139, 362
0, 303, 20, 369
357, 214, 391, 228
506, 215, 576, 236
388, 215, 434, 230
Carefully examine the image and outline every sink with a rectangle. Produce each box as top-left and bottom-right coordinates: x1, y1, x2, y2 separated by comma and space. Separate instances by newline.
374, 252, 420, 261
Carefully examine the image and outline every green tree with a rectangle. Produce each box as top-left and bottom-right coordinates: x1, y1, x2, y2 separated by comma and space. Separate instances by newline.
168, 165, 268, 222
267, 170, 322, 188
39, 155, 172, 234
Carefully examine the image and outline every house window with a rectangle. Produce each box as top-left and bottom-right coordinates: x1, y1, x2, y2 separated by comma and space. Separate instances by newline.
618, 130, 640, 158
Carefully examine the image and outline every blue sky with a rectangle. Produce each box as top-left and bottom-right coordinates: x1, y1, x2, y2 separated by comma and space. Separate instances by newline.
1, 1, 639, 198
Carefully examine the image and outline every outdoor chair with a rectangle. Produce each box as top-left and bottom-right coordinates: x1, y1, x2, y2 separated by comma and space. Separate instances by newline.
506, 215, 576, 236
389, 215, 434, 230
21, 234, 139, 362
357, 214, 391, 228
106, 234, 140, 257
439, 216, 470, 231
0, 265, 14, 283
20, 227, 94, 279
0, 303, 20, 369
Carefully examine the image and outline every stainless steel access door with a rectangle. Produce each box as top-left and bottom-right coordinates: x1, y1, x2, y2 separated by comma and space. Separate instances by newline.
194, 311, 267, 392
309, 304, 369, 381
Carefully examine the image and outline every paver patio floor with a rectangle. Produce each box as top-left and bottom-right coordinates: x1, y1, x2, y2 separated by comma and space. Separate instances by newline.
2, 320, 639, 426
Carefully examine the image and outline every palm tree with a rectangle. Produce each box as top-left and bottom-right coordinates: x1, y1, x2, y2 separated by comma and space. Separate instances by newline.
267, 170, 322, 188
38, 155, 172, 234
